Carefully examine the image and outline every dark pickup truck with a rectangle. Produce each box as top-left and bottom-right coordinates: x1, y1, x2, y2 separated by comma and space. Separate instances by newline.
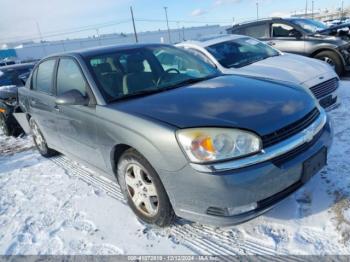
227, 17, 350, 75
0, 63, 34, 136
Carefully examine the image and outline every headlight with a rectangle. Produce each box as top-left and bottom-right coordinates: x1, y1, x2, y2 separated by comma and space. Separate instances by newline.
176, 128, 262, 163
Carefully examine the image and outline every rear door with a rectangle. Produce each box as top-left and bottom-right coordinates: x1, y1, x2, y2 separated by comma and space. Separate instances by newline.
267, 22, 306, 55
27, 59, 60, 146
54, 57, 105, 169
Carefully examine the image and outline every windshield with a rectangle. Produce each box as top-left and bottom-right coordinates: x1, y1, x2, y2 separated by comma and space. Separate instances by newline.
87, 45, 219, 102
206, 37, 280, 68
290, 19, 328, 34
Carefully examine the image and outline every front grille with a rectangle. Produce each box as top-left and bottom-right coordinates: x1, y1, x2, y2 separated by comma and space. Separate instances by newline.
257, 181, 303, 210
262, 108, 320, 148
310, 78, 339, 99
271, 126, 324, 166
319, 95, 337, 109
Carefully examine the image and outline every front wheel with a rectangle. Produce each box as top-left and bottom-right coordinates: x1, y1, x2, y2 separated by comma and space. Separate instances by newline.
0, 114, 11, 136
117, 149, 175, 227
314, 51, 344, 76
29, 118, 58, 157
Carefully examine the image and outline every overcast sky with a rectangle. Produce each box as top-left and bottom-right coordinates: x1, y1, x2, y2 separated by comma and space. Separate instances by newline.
0, 0, 346, 44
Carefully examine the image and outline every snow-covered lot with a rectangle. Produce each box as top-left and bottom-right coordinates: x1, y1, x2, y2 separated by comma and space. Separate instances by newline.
0, 81, 350, 255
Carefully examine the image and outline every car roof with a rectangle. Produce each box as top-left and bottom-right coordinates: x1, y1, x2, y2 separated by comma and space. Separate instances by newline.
0, 63, 35, 70
177, 34, 246, 48
43, 43, 173, 59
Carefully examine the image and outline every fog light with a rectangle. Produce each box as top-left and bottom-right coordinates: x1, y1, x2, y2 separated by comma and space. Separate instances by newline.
227, 202, 257, 216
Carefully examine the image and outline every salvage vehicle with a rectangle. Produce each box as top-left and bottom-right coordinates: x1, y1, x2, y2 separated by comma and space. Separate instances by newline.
227, 17, 350, 75
18, 44, 331, 227
0, 63, 34, 136
177, 35, 339, 110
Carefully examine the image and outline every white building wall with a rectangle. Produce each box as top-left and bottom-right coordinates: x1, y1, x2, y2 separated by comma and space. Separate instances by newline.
14, 25, 229, 60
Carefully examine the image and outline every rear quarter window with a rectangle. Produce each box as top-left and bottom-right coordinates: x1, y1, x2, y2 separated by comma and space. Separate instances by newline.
234, 23, 269, 39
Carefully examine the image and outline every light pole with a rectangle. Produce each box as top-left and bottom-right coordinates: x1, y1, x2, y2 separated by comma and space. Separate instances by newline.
130, 6, 138, 43
164, 7, 171, 43
341, 0, 344, 20
312, 0, 314, 19
256, 1, 259, 20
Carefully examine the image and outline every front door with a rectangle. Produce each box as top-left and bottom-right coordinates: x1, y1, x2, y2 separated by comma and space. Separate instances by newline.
266, 23, 306, 55
54, 57, 105, 169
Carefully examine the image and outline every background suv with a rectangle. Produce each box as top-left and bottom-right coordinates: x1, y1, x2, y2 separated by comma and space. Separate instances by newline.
227, 17, 350, 75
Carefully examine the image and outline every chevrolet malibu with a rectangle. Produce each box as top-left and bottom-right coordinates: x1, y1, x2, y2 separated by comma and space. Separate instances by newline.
17, 44, 332, 227
177, 35, 340, 110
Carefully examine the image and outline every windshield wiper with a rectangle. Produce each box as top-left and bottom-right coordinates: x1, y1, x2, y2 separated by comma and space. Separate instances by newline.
109, 75, 218, 103
231, 56, 271, 68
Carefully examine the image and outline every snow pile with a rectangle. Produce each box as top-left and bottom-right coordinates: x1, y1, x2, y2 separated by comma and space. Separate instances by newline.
0, 81, 350, 255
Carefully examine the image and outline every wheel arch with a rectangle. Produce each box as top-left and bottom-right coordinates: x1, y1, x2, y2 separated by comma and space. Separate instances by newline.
310, 48, 345, 66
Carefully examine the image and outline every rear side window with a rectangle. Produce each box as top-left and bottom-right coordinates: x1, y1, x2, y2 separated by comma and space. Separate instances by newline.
56, 58, 87, 96
35, 60, 56, 94
235, 24, 269, 38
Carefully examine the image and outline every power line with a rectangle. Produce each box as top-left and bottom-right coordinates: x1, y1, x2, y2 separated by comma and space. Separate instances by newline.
0, 18, 232, 45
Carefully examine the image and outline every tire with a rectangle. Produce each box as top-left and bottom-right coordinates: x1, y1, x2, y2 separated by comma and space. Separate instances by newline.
117, 149, 175, 227
0, 113, 11, 136
314, 51, 344, 76
29, 118, 58, 157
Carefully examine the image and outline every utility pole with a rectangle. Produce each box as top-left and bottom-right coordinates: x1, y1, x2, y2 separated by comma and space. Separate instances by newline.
177, 22, 181, 42
36, 21, 47, 55
305, 0, 308, 16
164, 7, 171, 43
312, 0, 314, 19
182, 26, 185, 41
341, 0, 344, 20
130, 6, 138, 43
256, 1, 259, 20
95, 28, 101, 46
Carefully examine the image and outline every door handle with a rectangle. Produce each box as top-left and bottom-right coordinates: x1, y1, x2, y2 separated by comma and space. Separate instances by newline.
54, 105, 60, 112
267, 41, 276, 46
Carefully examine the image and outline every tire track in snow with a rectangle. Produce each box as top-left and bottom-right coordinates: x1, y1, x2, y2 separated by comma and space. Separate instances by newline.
51, 155, 282, 256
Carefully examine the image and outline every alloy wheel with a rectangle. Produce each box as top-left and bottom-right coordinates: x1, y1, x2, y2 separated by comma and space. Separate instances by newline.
125, 163, 159, 217
322, 57, 336, 69
30, 120, 46, 151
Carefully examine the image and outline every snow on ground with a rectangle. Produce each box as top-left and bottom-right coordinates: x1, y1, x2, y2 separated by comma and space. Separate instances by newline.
0, 81, 350, 255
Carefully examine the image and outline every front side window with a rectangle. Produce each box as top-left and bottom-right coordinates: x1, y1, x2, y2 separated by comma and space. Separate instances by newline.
206, 37, 279, 68
56, 58, 87, 96
87, 46, 218, 102
35, 59, 56, 94
185, 48, 216, 67
272, 23, 297, 37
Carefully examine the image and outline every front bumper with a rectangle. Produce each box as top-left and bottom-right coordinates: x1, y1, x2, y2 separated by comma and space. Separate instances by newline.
162, 117, 332, 226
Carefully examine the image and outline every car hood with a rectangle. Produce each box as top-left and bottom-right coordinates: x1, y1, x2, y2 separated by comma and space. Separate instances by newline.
108, 76, 316, 136
224, 53, 332, 85
318, 23, 350, 36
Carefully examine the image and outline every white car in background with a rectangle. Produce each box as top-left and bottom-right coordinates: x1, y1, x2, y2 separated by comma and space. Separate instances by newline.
176, 35, 340, 110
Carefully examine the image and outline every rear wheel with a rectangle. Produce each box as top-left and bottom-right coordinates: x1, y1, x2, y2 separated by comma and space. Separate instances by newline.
117, 149, 175, 227
29, 118, 58, 157
0, 114, 11, 136
314, 51, 344, 76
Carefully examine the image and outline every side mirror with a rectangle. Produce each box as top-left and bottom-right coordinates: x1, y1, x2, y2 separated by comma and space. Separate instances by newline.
18, 72, 30, 86
55, 90, 89, 106
289, 29, 302, 39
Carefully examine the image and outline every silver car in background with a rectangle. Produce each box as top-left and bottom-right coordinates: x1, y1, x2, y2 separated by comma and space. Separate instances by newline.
177, 35, 340, 110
